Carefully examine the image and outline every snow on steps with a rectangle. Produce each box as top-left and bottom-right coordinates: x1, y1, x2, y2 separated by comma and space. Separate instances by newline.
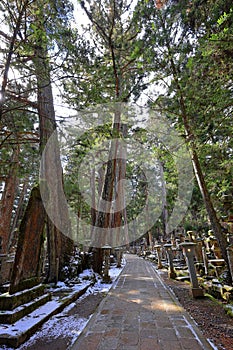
0, 281, 92, 348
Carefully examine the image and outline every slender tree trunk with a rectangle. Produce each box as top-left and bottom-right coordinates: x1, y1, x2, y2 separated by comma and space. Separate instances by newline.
165, 34, 230, 268
90, 158, 96, 229
148, 231, 153, 249
0, 145, 19, 254
160, 162, 168, 239
0, 0, 29, 121
156, 11, 230, 269
177, 86, 229, 265
91, 164, 104, 274
8, 176, 29, 253
191, 148, 229, 263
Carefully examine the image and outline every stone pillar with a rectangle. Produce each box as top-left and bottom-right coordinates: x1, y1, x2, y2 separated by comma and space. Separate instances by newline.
175, 239, 183, 261
170, 233, 176, 247
227, 234, 233, 245
180, 242, 204, 298
212, 238, 223, 259
115, 247, 122, 268
202, 246, 209, 275
226, 245, 233, 285
195, 238, 203, 263
154, 245, 163, 269
102, 245, 112, 283
164, 243, 177, 279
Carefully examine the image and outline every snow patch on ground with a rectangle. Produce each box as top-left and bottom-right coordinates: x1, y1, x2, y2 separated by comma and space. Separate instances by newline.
1, 262, 125, 349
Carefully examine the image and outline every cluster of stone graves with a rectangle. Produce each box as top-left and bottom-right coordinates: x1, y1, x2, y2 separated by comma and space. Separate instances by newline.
132, 230, 233, 300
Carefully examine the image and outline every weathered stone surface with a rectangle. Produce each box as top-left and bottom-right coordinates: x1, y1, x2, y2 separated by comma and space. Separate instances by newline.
0, 254, 14, 285
0, 284, 46, 310
0, 292, 51, 324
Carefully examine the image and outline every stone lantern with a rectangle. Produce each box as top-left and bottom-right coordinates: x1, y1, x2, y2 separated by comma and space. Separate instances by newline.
180, 242, 204, 298
102, 245, 112, 283
164, 243, 177, 279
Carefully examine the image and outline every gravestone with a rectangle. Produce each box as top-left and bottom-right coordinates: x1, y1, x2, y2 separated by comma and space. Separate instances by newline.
180, 242, 204, 298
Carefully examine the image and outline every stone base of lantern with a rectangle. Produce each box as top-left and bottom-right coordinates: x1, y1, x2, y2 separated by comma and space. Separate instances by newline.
191, 287, 204, 298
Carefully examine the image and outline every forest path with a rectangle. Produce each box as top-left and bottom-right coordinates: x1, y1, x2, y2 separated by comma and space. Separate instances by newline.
71, 253, 213, 350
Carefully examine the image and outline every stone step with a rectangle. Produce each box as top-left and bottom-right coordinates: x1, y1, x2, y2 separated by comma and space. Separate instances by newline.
0, 282, 91, 348
0, 292, 51, 324
0, 284, 46, 311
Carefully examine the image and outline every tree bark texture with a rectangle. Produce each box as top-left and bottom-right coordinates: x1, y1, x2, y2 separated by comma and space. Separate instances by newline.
8, 176, 29, 253
0, 145, 19, 254
33, 16, 73, 282
9, 186, 45, 294
92, 109, 127, 248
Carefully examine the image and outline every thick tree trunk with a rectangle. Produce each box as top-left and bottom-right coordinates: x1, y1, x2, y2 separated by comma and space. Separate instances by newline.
112, 126, 129, 247
9, 186, 45, 294
92, 115, 121, 247
91, 107, 127, 273
92, 248, 103, 275
33, 18, 73, 282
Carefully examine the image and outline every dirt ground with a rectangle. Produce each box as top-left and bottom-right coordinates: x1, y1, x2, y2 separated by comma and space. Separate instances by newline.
159, 270, 233, 350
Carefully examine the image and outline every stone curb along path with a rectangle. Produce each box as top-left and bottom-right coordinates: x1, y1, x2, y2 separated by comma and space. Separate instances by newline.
70, 254, 214, 350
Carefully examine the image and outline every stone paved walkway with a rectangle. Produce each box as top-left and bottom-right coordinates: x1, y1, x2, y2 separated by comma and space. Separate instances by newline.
71, 254, 213, 350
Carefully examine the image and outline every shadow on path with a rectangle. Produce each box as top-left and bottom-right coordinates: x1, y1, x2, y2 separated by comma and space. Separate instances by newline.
71, 254, 213, 350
